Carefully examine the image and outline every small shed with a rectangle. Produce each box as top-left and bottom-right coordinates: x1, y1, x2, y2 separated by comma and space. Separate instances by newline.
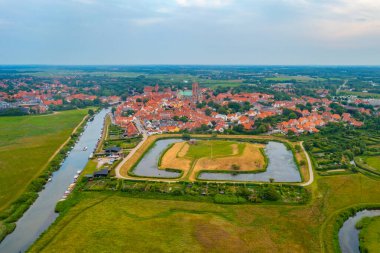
93, 169, 109, 178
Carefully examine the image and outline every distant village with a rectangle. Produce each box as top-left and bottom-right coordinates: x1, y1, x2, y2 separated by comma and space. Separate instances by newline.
1, 78, 379, 136
114, 83, 374, 137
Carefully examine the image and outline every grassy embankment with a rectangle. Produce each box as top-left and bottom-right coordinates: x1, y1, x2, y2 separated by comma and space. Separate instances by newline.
0, 109, 89, 210
356, 216, 380, 252
28, 172, 380, 253
0, 109, 90, 241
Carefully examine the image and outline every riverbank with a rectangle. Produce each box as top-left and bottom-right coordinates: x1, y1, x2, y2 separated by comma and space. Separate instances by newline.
0, 109, 91, 242
0, 108, 108, 252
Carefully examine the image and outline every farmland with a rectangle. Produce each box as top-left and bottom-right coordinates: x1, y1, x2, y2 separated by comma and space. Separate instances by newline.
28, 173, 380, 252
0, 109, 89, 211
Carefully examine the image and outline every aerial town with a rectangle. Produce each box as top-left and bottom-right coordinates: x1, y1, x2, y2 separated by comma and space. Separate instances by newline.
0, 77, 373, 137
114, 82, 367, 137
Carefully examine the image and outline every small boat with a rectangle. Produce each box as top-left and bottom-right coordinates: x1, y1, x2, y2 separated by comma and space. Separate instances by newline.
77, 170, 82, 174
74, 175, 79, 179
83, 146, 88, 151
64, 190, 70, 195
48, 177, 52, 182
89, 153, 93, 159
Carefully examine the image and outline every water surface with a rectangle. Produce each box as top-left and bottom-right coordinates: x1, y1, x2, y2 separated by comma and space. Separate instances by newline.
338, 209, 380, 253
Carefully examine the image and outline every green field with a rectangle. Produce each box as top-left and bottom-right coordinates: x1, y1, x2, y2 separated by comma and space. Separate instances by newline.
362, 156, 380, 172
185, 140, 244, 160
265, 75, 325, 82
28, 172, 380, 252
358, 216, 380, 252
0, 110, 88, 210
340, 91, 380, 98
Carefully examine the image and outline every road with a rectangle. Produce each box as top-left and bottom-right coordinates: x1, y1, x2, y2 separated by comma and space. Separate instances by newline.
300, 141, 314, 186
115, 117, 148, 178
336, 79, 348, 95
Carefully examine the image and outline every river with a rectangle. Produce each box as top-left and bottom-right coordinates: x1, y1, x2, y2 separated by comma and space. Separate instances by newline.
338, 209, 380, 253
0, 108, 109, 253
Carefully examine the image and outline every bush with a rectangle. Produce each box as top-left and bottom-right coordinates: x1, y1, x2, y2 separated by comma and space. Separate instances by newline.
214, 194, 246, 204
263, 187, 281, 201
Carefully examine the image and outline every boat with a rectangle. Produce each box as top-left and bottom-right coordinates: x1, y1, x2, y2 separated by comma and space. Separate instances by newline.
77, 170, 82, 174
83, 146, 88, 151
48, 177, 52, 182
89, 153, 93, 159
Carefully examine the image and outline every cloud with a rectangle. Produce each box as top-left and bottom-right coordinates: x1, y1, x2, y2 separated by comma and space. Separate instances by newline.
175, 0, 232, 8
130, 17, 165, 26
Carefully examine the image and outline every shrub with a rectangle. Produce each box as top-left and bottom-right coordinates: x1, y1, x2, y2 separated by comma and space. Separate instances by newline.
263, 187, 281, 201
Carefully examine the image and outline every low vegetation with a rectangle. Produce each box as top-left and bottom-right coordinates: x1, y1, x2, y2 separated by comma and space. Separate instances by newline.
357, 216, 380, 253
28, 173, 380, 252
0, 109, 90, 242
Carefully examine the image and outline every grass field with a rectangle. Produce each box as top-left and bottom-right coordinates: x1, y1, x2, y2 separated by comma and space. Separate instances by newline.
160, 140, 266, 180
358, 216, 380, 252
340, 91, 380, 98
265, 75, 325, 82
361, 156, 380, 172
28, 173, 380, 252
185, 140, 243, 159
0, 109, 88, 211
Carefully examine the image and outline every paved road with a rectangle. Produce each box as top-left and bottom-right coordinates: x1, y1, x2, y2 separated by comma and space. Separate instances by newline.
300, 141, 314, 186
115, 118, 147, 178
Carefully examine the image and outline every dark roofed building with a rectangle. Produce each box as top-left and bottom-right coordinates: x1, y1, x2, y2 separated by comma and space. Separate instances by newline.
93, 169, 109, 178
105, 146, 121, 154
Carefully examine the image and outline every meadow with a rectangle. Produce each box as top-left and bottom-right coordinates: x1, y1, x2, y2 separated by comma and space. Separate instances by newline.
358, 216, 380, 252
0, 109, 88, 211
27, 172, 380, 252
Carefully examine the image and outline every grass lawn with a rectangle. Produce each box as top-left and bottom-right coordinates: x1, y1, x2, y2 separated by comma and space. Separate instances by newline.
358, 216, 380, 252
0, 109, 88, 211
28, 173, 380, 252
185, 140, 244, 160
363, 156, 380, 172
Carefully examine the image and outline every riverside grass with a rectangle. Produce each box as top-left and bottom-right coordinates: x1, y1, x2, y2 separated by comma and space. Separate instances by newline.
0, 109, 89, 210
28, 173, 380, 252
0, 108, 91, 242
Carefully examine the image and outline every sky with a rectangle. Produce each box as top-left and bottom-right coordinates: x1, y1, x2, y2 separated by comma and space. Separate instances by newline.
0, 0, 380, 65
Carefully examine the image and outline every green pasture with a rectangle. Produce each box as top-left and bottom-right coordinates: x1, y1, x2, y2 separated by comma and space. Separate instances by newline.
0, 109, 88, 210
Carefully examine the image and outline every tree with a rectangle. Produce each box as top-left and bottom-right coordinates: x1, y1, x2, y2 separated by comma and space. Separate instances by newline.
88, 109, 95, 116
182, 133, 191, 140
231, 164, 240, 171
205, 108, 212, 116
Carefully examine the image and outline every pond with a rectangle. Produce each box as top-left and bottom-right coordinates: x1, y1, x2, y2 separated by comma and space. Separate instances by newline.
338, 209, 380, 253
198, 141, 301, 182
132, 139, 302, 182
132, 139, 183, 178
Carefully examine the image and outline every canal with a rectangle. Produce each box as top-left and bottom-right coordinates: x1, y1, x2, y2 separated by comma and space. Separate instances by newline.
0, 108, 109, 253
338, 209, 380, 253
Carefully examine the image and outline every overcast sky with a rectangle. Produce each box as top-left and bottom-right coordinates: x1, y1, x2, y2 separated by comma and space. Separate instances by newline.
0, 0, 380, 65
